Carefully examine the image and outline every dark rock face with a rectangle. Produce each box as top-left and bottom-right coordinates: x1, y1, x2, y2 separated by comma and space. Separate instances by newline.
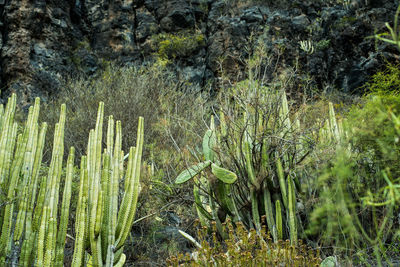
0, 0, 398, 104
0, 0, 80, 105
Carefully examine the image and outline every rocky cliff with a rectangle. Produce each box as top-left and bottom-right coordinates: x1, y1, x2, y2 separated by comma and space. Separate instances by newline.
0, 0, 398, 106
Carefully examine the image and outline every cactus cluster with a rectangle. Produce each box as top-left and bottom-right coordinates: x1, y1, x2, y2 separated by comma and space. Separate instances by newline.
0, 94, 144, 266
175, 84, 347, 245
318, 102, 346, 144
175, 85, 303, 243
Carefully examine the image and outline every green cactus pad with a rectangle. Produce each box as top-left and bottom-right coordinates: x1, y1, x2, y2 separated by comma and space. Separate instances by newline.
202, 129, 216, 162
175, 161, 212, 184
211, 163, 237, 184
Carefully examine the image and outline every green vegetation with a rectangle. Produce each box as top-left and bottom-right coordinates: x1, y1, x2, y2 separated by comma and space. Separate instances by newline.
2, 5, 400, 266
375, 4, 400, 50
41, 63, 208, 163
152, 31, 205, 62
315, 39, 331, 51
363, 62, 400, 96
2, 56, 400, 266
0, 95, 144, 266
40, 63, 210, 264
167, 219, 322, 266
175, 80, 310, 245
301, 94, 400, 266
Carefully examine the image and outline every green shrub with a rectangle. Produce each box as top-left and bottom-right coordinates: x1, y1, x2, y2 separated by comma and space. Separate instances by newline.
363, 63, 400, 96
152, 31, 205, 61
315, 39, 331, 51
174, 75, 318, 246
307, 148, 399, 265
214, 78, 318, 243
307, 95, 400, 264
167, 219, 322, 266
347, 95, 400, 179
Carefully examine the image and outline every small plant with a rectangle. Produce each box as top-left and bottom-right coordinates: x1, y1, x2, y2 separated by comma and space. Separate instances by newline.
167, 219, 322, 266
175, 115, 238, 236
363, 62, 400, 96
299, 40, 314, 55
315, 39, 331, 51
375, 5, 400, 50
152, 31, 205, 61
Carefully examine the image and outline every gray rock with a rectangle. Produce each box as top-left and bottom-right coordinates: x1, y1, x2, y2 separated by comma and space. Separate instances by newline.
241, 7, 264, 23
292, 14, 310, 32
74, 48, 99, 75
157, 1, 196, 31
208, 0, 226, 23
136, 10, 159, 42
33, 43, 55, 59
181, 65, 206, 85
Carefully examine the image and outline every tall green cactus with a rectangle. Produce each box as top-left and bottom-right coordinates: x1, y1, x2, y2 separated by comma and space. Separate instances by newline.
55, 147, 75, 266
72, 103, 144, 267
319, 102, 346, 144
0, 94, 19, 264
0, 94, 144, 267
176, 86, 307, 244
37, 103, 68, 267
0, 96, 71, 266
72, 157, 88, 267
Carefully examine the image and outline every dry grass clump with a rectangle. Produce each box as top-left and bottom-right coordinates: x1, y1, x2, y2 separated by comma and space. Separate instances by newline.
42, 63, 210, 163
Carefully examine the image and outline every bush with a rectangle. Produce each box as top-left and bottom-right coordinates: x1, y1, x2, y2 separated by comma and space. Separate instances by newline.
42, 63, 209, 163
363, 62, 400, 96
214, 79, 313, 241
307, 95, 400, 264
167, 219, 322, 266
152, 31, 205, 61
347, 95, 400, 179
174, 71, 319, 247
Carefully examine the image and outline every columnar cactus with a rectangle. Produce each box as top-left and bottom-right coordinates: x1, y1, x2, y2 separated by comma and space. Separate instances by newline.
0, 94, 20, 264
37, 103, 68, 267
0, 95, 144, 267
175, 88, 306, 245
319, 102, 346, 144
0, 95, 71, 266
72, 102, 144, 267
